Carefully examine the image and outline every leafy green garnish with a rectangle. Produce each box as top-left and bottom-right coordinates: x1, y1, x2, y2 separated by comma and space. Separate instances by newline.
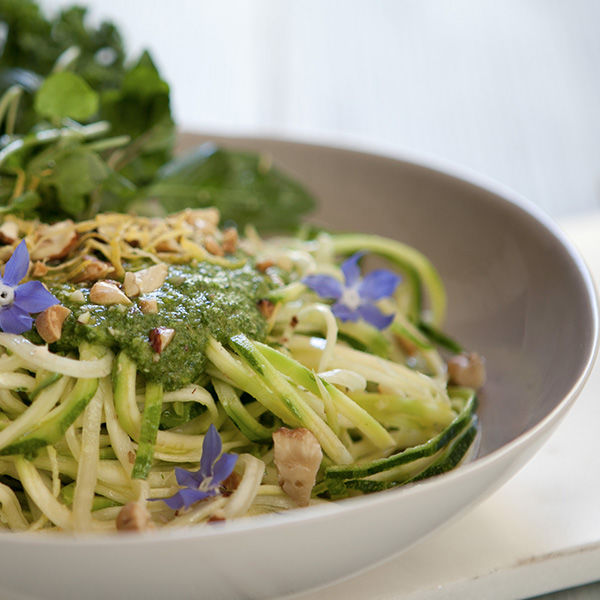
98, 51, 175, 187
139, 144, 316, 231
34, 72, 99, 122
0, 0, 315, 230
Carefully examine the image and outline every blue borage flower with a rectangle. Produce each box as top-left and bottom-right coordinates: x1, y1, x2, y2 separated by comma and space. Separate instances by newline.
0, 240, 59, 334
157, 424, 237, 511
303, 252, 401, 330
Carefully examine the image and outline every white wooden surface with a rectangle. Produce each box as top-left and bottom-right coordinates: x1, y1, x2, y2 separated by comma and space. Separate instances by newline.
40, 0, 600, 218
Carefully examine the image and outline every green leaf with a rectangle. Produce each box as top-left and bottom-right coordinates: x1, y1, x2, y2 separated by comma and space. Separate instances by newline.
0, 1, 126, 132
138, 144, 316, 231
44, 148, 109, 217
0, 1, 315, 230
34, 71, 99, 121
0, 190, 41, 217
121, 51, 169, 98
0, 1, 125, 87
58, 193, 85, 217
97, 51, 174, 186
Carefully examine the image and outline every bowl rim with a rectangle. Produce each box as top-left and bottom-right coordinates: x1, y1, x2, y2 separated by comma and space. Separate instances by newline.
2, 132, 597, 546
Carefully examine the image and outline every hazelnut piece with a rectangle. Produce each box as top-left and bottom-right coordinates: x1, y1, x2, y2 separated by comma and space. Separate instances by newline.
139, 298, 158, 314
221, 228, 238, 254
204, 236, 224, 256
447, 352, 486, 389
72, 255, 114, 283
273, 427, 322, 507
116, 502, 154, 532
149, 327, 175, 353
89, 281, 132, 306
257, 299, 275, 319
123, 264, 167, 298
0, 222, 19, 245
30, 221, 78, 261
35, 305, 71, 344
31, 261, 49, 278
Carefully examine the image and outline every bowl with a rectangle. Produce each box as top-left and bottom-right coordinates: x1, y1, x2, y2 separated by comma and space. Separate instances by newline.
0, 135, 596, 600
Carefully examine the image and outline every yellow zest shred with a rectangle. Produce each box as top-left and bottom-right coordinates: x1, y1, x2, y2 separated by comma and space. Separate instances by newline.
0, 208, 243, 283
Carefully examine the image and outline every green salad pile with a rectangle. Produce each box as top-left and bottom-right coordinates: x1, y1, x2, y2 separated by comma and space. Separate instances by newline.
0, 0, 315, 228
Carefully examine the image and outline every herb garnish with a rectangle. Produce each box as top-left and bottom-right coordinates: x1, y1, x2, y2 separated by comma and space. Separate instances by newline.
0, 0, 315, 230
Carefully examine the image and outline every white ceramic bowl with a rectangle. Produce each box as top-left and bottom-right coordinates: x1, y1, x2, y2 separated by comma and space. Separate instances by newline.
0, 136, 596, 600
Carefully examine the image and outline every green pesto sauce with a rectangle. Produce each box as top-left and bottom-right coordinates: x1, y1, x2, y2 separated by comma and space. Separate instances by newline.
50, 262, 273, 391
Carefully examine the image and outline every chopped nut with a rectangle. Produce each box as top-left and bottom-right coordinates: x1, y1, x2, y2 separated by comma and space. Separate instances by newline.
89, 281, 132, 306
68, 290, 85, 303
273, 427, 323, 507
72, 255, 114, 283
220, 471, 241, 497
30, 221, 78, 261
35, 305, 71, 344
221, 228, 238, 254
123, 272, 140, 297
257, 299, 275, 319
123, 264, 168, 298
0, 222, 19, 244
155, 239, 180, 253
31, 261, 48, 278
139, 298, 158, 314
116, 502, 154, 532
128, 450, 136, 464
149, 327, 175, 353
447, 352, 486, 389
207, 508, 227, 523
256, 259, 275, 272
204, 236, 224, 256
208, 514, 227, 524
184, 208, 220, 231
77, 311, 91, 324
290, 315, 299, 328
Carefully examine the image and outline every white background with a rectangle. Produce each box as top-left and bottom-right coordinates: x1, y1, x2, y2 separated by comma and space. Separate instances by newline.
38, 0, 600, 218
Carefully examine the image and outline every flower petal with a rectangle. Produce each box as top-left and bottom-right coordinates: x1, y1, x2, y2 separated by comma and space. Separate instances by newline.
341, 253, 365, 287
303, 275, 343, 300
357, 303, 395, 330
2, 240, 29, 287
178, 487, 216, 508
200, 424, 221, 477
358, 270, 402, 301
212, 452, 237, 486
332, 302, 360, 322
161, 487, 215, 510
157, 491, 186, 510
0, 305, 33, 334
14, 281, 59, 314
174, 466, 204, 488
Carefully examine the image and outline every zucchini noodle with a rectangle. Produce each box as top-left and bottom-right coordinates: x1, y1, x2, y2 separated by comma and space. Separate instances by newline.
0, 210, 481, 532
